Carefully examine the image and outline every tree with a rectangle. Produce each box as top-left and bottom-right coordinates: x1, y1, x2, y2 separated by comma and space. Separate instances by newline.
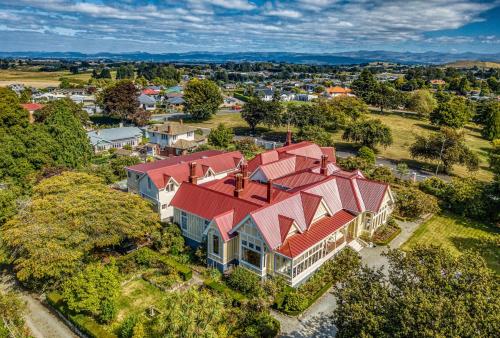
330, 96, 368, 121
476, 99, 500, 140
410, 127, 479, 174
357, 146, 376, 164
296, 125, 333, 147
19, 88, 32, 104
333, 245, 499, 338
396, 162, 409, 179
489, 139, 500, 178
372, 83, 401, 113
153, 224, 185, 256
342, 119, 393, 149
395, 187, 439, 219
234, 138, 262, 159
128, 108, 151, 126
62, 262, 120, 323
430, 95, 472, 129
351, 69, 378, 104
367, 166, 394, 183
407, 89, 437, 118
149, 289, 229, 337
116, 65, 135, 80
241, 96, 268, 133
0, 290, 30, 337
35, 98, 89, 125
183, 79, 223, 120
445, 177, 489, 219
0, 87, 29, 128
208, 123, 234, 148
101, 80, 139, 121
1, 172, 160, 288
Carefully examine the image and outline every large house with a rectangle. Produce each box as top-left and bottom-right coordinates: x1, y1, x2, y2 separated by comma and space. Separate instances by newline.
147, 122, 207, 156
126, 150, 244, 220
170, 142, 394, 287
88, 126, 143, 153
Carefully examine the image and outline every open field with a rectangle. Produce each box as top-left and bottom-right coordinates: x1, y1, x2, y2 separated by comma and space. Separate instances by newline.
330, 112, 494, 181
0, 69, 92, 88
445, 60, 500, 69
401, 213, 500, 274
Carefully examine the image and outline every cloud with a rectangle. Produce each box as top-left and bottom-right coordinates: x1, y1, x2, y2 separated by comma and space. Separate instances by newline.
0, 0, 497, 53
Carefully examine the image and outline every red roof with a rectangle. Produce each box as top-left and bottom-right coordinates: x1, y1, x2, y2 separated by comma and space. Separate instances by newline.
142, 89, 160, 95
274, 171, 327, 190
127, 150, 223, 173
278, 210, 355, 258
326, 86, 352, 95
21, 103, 44, 111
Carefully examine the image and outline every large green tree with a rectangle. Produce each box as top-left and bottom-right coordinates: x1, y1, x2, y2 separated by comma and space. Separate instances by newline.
333, 245, 499, 338
430, 95, 472, 129
410, 127, 479, 174
184, 79, 223, 120
208, 123, 234, 149
296, 125, 333, 146
407, 89, 437, 118
241, 96, 268, 133
330, 96, 368, 122
101, 80, 139, 121
1, 172, 160, 288
351, 69, 378, 104
342, 119, 393, 149
476, 99, 500, 140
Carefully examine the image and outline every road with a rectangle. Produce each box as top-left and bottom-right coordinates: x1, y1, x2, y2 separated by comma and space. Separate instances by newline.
0, 273, 76, 338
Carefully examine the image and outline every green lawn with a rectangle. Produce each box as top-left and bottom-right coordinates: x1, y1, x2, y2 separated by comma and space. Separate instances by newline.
402, 213, 500, 274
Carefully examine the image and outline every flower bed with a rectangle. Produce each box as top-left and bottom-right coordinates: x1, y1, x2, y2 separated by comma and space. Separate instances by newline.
372, 219, 401, 245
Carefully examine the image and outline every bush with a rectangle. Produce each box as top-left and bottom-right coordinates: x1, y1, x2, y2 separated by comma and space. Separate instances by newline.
357, 146, 376, 164
419, 177, 447, 198
243, 312, 280, 338
282, 291, 308, 313
204, 279, 246, 304
337, 156, 372, 171
368, 166, 395, 183
226, 266, 262, 296
119, 315, 139, 338
234, 92, 250, 102
98, 300, 117, 324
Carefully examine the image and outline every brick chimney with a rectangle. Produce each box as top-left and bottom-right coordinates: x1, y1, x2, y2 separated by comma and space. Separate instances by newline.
285, 130, 292, 146
240, 163, 249, 188
266, 179, 274, 203
320, 154, 328, 175
167, 124, 172, 134
188, 162, 197, 184
234, 174, 243, 198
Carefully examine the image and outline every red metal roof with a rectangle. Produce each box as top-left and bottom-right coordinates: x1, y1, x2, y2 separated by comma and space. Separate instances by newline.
274, 171, 327, 190
278, 215, 295, 243
21, 103, 44, 111
142, 89, 160, 95
355, 178, 389, 212
127, 150, 223, 173
278, 210, 355, 258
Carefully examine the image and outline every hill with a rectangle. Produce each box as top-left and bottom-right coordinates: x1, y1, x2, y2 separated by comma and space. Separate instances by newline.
445, 60, 500, 69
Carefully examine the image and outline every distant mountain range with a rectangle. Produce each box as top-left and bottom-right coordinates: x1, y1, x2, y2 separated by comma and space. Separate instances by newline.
1, 50, 499, 65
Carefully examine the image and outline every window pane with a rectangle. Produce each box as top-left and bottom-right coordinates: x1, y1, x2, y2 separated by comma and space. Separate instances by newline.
213, 235, 219, 255
242, 248, 261, 268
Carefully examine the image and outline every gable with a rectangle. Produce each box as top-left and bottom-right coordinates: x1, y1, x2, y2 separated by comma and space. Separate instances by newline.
312, 201, 329, 222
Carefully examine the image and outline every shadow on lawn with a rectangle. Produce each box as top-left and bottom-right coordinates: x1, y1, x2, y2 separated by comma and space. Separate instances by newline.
449, 236, 500, 274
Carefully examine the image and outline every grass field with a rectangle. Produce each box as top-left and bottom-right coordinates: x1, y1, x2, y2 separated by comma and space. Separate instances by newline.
0, 69, 93, 88
402, 213, 500, 274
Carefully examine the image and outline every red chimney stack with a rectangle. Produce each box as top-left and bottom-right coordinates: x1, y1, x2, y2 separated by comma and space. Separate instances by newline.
167, 124, 172, 134
320, 154, 328, 175
188, 162, 197, 184
234, 174, 243, 198
266, 179, 274, 203
240, 163, 249, 188
285, 130, 292, 146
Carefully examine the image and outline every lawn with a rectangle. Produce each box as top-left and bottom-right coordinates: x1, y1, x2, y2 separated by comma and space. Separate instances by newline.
0, 69, 92, 88
401, 213, 500, 274
330, 111, 494, 181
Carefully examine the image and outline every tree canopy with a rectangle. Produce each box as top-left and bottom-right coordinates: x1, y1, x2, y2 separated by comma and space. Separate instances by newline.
208, 123, 234, 149
476, 99, 500, 140
0, 290, 30, 337
407, 89, 437, 118
101, 80, 139, 121
430, 95, 472, 129
342, 119, 393, 149
183, 79, 223, 120
410, 127, 479, 174
1, 172, 160, 288
333, 245, 499, 338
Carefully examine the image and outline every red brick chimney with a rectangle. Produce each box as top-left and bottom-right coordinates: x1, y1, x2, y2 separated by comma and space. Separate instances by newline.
234, 174, 243, 198
266, 179, 274, 203
240, 163, 249, 188
188, 162, 197, 184
320, 154, 328, 175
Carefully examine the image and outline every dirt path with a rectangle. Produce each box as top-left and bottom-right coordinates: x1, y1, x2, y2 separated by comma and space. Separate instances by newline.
0, 274, 76, 338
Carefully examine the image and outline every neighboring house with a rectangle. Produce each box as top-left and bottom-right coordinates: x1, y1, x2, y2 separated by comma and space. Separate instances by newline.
256, 88, 274, 101
167, 96, 184, 109
147, 122, 207, 156
294, 94, 318, 102
170, 141, 394, 287
88, 126, 143, 153
325, 86, 354, 98
430, 79, 446, 88
20, 103, 45, 123
126, 150, 244, 220
138, 94, 157, 111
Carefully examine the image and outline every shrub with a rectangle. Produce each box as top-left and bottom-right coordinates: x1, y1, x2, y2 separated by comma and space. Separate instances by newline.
244, 312, 280, 338
372, 218, 401, 245
226, 266, 262, 296
98, 300, 117, 324
282, 291, 308, 313
419, 177, 447, 198
357, 146, 376, 164
337, 156, 372, 171
119, 315, 139, 338
368, 166, 394, 183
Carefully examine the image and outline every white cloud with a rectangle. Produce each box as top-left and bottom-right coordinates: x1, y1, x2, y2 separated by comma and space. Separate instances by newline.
265, 9, 302, 18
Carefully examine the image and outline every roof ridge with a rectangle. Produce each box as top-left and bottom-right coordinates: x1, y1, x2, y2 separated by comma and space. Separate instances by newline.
186, 182, 263, 208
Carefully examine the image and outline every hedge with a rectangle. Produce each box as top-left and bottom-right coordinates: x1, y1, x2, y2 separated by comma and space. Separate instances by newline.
160, 256, 192, 281
233, 92, 250, 102
274, 283, 332, 316
204, 279, 247, 303
46, 292, 117, 338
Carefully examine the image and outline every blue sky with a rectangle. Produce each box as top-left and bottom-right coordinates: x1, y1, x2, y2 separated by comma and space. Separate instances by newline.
0, 0, 499, 54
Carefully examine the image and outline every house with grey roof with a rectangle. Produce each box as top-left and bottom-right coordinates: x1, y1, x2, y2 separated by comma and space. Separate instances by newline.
88, 126, 143, 153
138, 93, 157, 111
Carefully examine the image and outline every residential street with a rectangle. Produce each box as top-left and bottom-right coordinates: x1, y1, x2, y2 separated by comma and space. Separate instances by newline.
0, 273, 77, 338
278, 218, 424, 337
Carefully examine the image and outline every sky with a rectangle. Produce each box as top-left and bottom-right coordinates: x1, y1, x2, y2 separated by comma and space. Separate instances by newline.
0, 0, 499, 54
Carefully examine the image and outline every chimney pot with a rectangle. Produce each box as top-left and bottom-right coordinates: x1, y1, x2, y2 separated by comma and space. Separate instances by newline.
167, 124, 172, 134
320, 154, 328, 175
266, 179, 274, 203
285, 130, 292, 146
189, 162, 197, 184
234, 174, 243, 198
240, 163, 249, 188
